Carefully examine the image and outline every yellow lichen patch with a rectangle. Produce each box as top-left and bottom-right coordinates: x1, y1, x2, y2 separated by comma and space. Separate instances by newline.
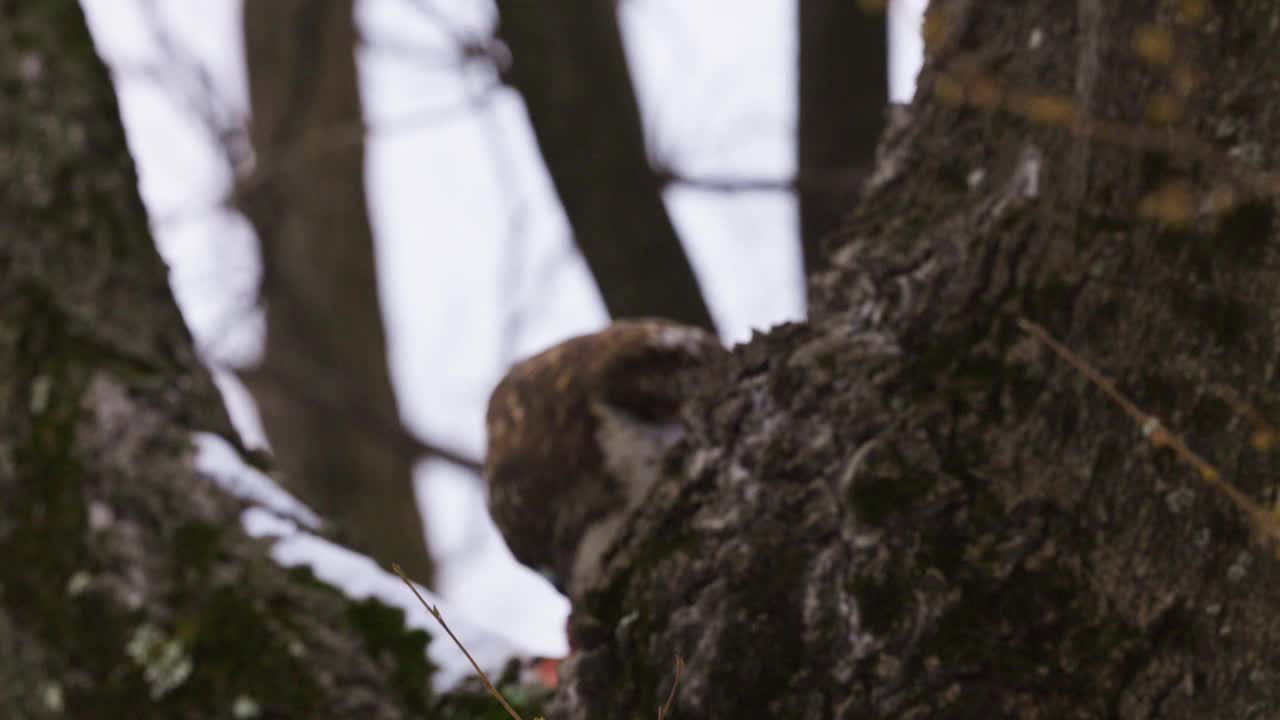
1176, 0, 1208, 25
922, 6, 951, 53
1137, 180, 1195, 227
1145, 94, 1183, 125
1133, 24, 1175, 66
969, 76, 1003, 110
933, 74, 966, 106
1022, 94, 1076, 127
1250, 430, 1278, 452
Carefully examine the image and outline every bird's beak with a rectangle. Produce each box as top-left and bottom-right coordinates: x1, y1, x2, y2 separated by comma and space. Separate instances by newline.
530, 613, 576, 689
532, 657, 562, 689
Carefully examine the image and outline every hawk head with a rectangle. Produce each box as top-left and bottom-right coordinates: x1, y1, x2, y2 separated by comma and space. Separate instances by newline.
484, 319, 725, 600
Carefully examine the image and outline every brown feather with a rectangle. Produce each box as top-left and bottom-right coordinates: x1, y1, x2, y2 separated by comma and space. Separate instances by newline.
484, 319, 725, 594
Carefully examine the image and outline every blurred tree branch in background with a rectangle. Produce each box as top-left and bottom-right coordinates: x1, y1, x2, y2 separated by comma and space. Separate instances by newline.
797, 0, 888, 276
239, 0, 434, 585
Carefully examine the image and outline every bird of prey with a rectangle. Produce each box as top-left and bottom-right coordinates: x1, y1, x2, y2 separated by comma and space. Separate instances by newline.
484, 319, 726, 602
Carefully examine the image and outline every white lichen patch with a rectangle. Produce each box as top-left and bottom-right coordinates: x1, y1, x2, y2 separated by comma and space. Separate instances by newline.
1227, 141, 1264, 169
87, 500, 115, 531
287, 638, 306, 658
1164, 486, 1196, 514
28, 374, 51, 414
685, 447, 722, 478
41, 681, 64, 713
126, 624, 193, 699
1226, 550, 1252, 582
17, 51, 44, 83
1014, 145, 1042, 199
65, 570, 92, 596
232, 695, 262, 719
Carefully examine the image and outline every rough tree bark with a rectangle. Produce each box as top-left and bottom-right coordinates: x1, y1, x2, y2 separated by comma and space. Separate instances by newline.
0, 2, 492, 716
554, 1, 1280, 718
238, 0, 435, 585
495, 1, 717, 332
797, 0, 888, 276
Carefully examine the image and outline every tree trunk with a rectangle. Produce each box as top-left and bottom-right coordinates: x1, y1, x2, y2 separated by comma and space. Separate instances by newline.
797, 0, 888, 276
495, 0, 717, 332
0, 2, 449, 715
554, 1, 1280, 718
239, 0, 435, 585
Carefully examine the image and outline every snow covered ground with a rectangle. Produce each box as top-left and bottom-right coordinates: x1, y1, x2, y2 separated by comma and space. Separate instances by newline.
82, 0, 926, 687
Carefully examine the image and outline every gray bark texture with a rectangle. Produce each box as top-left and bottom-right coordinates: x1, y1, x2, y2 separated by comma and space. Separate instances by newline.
238, 0, 435, 585
0, 2, 494, 717
553, 1, 1280, 718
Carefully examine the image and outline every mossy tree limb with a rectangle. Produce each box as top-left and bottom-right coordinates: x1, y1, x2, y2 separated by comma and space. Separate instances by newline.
0, 3, 456, 716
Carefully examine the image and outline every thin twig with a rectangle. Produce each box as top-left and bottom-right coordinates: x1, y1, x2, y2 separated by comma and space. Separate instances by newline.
234, 359, 484, 474
392, 564, 530, 720
1017, 317, 1280, 543
657, 655, 684, 720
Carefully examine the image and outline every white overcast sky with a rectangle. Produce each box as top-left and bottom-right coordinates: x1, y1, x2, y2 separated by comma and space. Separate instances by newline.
81, 0, 927, 684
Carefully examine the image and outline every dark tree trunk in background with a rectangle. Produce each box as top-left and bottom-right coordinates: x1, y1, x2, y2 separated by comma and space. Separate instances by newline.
554, 0, 1280, 718
0, 2, 443, 715
797, 0, 888, 277
495, 0, 717, 333
239, 0, 435, 585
